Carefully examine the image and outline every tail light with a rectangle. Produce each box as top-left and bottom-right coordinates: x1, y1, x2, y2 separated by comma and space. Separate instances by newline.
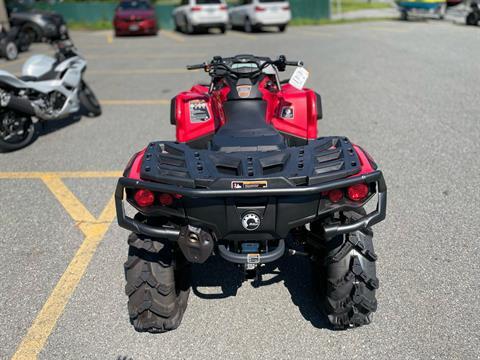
191, 6, 202, 11
347, 183, 369, 202
158, 193, 174, 206
134, 189, 155, 207
282, 5, 290, 10
220, 4, 228, 11
328, 189, 344, 203
255, 6, 266, 11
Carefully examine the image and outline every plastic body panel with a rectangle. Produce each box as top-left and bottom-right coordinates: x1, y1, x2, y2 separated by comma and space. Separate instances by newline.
172, 81, 320, 144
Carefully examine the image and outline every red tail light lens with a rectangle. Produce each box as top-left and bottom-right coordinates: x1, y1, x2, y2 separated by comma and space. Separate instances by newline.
255, 6, 266, 11
282, 5, 290, 10
328, 189, 344, 203
134, 189, 155, 207
347, 183, 369, 202
191, 6, 202, 11
220, 4, 228, 10
158, 193, 174, 206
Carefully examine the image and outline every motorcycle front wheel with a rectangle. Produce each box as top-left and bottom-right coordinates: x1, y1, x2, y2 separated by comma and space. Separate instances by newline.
79, 81, 102, 117
0, 110, 38, 152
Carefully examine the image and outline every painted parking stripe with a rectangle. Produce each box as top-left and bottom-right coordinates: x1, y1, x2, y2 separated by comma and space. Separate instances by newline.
87, 52, 206, 60
0, 171, 122, 179
101, 99, 170, 106
1, 172, 119, 359
161, 31, 186, 43
229, 32, 257, 40
88, 68, 192, 75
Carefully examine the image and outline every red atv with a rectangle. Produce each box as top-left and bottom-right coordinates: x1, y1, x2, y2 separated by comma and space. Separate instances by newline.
115, 55, 387, 332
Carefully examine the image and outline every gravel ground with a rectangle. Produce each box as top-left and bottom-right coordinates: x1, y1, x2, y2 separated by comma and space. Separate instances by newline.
0, 21, 479, 360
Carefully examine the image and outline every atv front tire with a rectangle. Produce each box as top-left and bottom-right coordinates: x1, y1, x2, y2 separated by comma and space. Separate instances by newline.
124, 233, 191, 333
314, 210, 379, 329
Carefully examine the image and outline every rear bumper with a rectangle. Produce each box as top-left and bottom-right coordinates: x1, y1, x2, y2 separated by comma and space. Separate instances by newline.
189, 13, 229, 26
115, 170, 387, 241
253, 12, 291, 26
114, 19, 158, 34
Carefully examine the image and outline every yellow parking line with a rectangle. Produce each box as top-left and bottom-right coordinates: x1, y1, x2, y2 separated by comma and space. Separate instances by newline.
106, 34, 114, 44
229, 32, 257, 40
42, 176, 97, 225
297, 30, 334, 37
101, 99, 170, 106
11, 175, 117, 359
87, 52, 206, 60
0, 171, 121, 179
367, 26, 408, 33
161, 30, 186, 43
88, 68, 191, 75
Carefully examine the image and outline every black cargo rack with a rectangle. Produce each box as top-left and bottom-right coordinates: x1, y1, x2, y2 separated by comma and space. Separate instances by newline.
138, 136, 363, 190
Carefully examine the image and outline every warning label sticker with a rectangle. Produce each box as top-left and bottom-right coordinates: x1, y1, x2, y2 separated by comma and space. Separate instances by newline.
231, 180, 268, 190
189, 100, 210, 123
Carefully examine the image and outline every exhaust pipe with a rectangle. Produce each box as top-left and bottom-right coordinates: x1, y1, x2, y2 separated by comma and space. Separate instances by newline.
0, 91, 36, 116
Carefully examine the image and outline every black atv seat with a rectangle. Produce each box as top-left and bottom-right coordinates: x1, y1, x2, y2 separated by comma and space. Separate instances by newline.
211, 100, 286, 152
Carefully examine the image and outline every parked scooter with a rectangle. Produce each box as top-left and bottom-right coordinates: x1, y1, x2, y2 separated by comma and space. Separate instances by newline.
0, 38, 101, 151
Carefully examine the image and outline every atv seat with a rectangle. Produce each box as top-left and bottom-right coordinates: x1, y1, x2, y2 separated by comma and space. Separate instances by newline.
212, 100, 286, 152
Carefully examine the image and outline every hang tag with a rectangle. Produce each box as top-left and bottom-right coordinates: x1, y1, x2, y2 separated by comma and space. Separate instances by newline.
289, 67, 309, 90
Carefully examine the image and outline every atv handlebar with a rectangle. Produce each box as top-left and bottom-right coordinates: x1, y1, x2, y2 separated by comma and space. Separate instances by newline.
186, 55, 303, 78
186, 63, 207, 70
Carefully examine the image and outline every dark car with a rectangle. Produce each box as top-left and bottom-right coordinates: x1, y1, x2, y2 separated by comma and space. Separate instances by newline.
8, 7, 68, 43
113, 0, 158, 36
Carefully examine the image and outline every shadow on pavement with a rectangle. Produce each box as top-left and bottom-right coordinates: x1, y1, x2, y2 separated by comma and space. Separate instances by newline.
191, 253, 330, 329
40, 114, 83, 136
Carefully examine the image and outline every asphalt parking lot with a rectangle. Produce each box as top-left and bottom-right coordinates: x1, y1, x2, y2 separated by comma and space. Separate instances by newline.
1, 20, 479, 359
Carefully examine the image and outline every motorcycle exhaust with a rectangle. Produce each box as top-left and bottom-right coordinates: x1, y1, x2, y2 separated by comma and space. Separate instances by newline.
0, 91, 36, 116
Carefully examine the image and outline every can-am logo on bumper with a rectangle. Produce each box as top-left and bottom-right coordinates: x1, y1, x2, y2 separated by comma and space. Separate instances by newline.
242, 213, 261, 231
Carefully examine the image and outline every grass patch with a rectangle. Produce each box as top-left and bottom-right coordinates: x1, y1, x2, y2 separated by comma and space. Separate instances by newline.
332, 0, 393, 13
68, 20, 113, 30
290, 16, 395, 26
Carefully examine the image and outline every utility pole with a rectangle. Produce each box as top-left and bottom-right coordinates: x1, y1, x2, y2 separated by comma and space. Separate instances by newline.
0, 0, 9, 31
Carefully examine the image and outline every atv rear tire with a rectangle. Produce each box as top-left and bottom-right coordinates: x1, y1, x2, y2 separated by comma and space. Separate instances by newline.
314, 210, 379, 329
124, 233, 191, 333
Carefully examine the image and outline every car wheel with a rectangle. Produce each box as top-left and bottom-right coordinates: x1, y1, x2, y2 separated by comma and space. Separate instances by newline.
278, 24, 287, 32
2, 41, 18, 61
244, 17, 253, 33
186, 19, 195, 34
174, 18, 181, 32
20, 24, 39, 43
220, 25, 227, 34
466, 12, 479, 25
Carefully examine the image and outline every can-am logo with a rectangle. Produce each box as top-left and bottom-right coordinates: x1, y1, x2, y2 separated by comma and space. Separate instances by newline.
242, 213, 261, 231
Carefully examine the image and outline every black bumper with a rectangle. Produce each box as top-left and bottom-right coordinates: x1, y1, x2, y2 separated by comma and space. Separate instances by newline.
115, 170, 387, 242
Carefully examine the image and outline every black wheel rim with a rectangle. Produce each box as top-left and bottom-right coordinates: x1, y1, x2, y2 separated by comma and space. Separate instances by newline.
0, 111, 32, 144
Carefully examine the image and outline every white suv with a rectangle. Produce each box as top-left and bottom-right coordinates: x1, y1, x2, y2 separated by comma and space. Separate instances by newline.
229, 0, 291, 33
173, 0, 229, 34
